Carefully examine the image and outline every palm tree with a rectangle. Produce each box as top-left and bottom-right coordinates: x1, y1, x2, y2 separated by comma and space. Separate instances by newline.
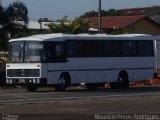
48, 16, 90, 34
73, 18, 91, 33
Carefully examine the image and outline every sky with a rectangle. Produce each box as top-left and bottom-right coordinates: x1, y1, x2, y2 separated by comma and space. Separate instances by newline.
2, 0, 160, 21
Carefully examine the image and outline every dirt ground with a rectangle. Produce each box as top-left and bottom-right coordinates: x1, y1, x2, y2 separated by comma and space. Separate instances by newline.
0, 93, 160, 120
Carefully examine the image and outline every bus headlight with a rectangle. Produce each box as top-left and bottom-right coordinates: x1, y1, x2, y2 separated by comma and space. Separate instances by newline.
33, 79, 36, 83
6, 79, 9, 83
37, 79, 40, 84
10, 79, 12, 84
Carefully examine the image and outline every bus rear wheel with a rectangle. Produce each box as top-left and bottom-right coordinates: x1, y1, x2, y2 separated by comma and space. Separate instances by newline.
118, 70, 129, 88
26, 85, 38, 92
110, 71, 129, 89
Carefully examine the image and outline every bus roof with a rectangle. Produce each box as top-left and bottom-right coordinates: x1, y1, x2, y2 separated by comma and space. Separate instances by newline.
9, 33, 154, 42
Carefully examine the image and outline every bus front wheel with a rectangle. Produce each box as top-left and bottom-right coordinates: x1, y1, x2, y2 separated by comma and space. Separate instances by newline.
54, 73, 71, 91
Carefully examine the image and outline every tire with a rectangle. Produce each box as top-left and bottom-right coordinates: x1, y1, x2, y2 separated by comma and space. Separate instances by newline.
26, 85, 38, 92
110, 71, 129, 89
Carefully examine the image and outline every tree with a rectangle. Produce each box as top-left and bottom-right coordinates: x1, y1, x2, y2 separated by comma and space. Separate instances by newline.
0, 6, 7, 25
79, 9, 120, 18
105, 9, 120, 16
72, 18, 91, 33
4, 1, 28, 34
48, 16, 90, 34
80, 10, 98, 18
0, 1, 29, 51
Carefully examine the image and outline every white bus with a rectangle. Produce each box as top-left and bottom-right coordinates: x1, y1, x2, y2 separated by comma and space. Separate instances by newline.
6, 33, 156, 91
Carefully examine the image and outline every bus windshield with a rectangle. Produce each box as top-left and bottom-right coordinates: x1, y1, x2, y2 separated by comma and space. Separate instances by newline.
8, 41, 45, 63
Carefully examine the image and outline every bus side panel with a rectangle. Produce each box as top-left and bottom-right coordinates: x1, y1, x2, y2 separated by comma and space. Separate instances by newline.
44, 57, 155, 85
46, 63, 67, 85
128, 69, 155, 81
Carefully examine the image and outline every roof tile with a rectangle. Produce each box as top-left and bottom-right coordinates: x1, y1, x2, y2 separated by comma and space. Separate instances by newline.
82, 15, 146, 29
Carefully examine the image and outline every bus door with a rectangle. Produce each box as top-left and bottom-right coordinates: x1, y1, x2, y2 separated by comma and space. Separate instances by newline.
46, 42, 66, 84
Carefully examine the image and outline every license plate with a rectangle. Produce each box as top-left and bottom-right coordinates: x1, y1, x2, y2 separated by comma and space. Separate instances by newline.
19, 79, 25, 83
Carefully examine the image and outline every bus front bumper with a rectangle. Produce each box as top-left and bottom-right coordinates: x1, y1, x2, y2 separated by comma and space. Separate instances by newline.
6, 78, 47, 85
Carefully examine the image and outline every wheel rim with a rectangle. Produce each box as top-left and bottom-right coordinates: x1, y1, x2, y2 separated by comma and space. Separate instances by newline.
59, 77, 65, 86
55, 75, 66, 91
118, 72, 129, 88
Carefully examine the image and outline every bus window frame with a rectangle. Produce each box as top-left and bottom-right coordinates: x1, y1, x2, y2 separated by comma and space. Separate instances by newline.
66, 39, 154, 58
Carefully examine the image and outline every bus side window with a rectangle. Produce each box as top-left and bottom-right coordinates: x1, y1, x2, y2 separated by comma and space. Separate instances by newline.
121, 41, 136, 56
85, 41, 103, 57
104, 41, 120, 57
47, 42, 66, 62
46, 43, 53, 60
55, 44, 64, 57
137, 41, 153, 56
67, 41, 85, 57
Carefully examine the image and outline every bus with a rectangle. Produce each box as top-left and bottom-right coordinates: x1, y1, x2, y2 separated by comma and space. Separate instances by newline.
6, 33, 156, 91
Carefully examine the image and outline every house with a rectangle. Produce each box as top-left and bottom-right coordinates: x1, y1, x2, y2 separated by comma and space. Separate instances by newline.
120, 7, 160, 16
9, 21, 60, 36
27, 21, 50, 30
120, 8, 148, 15
26, 21, 51, 34
82, 15, 160, 34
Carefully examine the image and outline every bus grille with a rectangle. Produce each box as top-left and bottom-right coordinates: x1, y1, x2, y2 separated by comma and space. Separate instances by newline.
7, 69, 40, 77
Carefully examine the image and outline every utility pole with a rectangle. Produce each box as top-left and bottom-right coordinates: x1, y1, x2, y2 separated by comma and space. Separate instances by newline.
38, 18, 43, 30
98, 0, 102, 34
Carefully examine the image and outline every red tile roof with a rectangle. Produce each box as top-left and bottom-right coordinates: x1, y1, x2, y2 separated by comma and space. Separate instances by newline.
82, 15, 146, 29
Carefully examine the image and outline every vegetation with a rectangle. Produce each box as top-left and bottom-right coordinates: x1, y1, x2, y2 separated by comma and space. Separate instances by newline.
1, 2, 160, 50
48, 16, 90, 34
79, 6, 160, 18
79, 9, 120, 18
0, 1, 28, 51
